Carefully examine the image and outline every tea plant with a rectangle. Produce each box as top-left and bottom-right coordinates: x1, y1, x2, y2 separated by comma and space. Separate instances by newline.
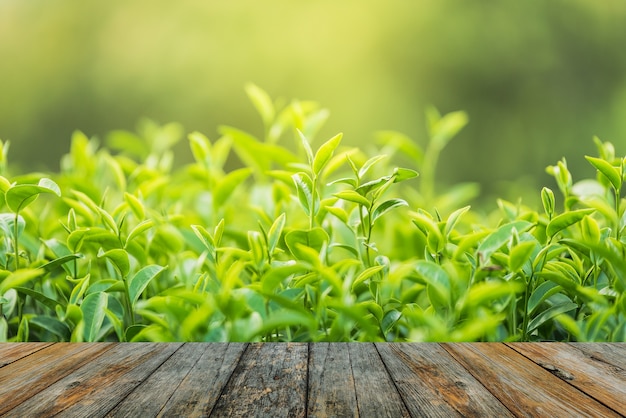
0, 85, 624, 342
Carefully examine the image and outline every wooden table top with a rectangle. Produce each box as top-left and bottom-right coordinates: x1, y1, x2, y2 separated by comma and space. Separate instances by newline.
1, 342, 624, 417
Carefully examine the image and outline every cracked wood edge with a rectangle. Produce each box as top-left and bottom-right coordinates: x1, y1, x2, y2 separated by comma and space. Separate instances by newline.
506, 342, 626, 416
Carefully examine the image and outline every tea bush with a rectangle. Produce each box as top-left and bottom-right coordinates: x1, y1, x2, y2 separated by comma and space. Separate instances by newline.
0, 85, 624, 342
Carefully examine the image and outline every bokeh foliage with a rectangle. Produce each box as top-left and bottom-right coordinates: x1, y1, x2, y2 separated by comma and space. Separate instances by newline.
2, 0, 626, 200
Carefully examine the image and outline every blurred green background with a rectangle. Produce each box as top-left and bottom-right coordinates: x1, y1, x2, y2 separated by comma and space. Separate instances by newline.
2, 0, 626, 202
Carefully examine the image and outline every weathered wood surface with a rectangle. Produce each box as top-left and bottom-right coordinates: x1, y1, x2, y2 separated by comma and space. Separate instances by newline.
0, 343, 624, 417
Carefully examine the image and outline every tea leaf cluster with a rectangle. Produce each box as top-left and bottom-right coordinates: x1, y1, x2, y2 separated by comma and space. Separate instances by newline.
1, 86, 624, 342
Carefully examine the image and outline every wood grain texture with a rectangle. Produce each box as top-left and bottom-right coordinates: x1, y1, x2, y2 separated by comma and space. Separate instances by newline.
4, 343, 180, 417
507, 342, 626, 415
0, 342, 114, 415
156, 343, 247, 417
307, 343, 358, 418
105, 343, 210, 417
0, 342, 52, 367
349, 343, 410, 418
1, 342, 623, 417
210, 343, 308, 417
443, 343, 620, 418
376, 343, 513, 417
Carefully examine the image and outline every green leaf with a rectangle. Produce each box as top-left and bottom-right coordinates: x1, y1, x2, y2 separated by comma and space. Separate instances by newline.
313, 133, 342, 175
292, 172, 317, 216
126, 219, 154, 244
96, 206, 119, 235
478, 221, 533, 266
509, 240, 537, 272
428, 108, 469, 150
284, 228, 329, 260
392, 167, 419, 182
297, 129, 314, 166
585, 156, 622, 191
267, 213, 286, 254
245, 83, 275, 128
81, 292, 108, 342
128, 265, 167, 307
214, 167, 252, 209
410, 211, 444, 254
528, 281, 562, 316
414, 261, 451, 309
463, 281, 523, 309
5, 178, 61, 213
527, 302, 577, 334
0, 269, 44, 293
99, 248, 130, 277
334, 190, 371, 207
351, 265, 385, 292
541, 187, 555, 218
546, 208, 595, 238
29, 316, 71, 341
358, 155, 388, 179
39, 254, 81, 274
14, 287, 63, 311
124, 193, 145, 221
444, 205, 471, 238
372, 198, 408, 225
188, 131, 212, 166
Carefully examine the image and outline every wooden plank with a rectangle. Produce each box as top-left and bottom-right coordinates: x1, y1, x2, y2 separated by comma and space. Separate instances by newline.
0, 342, 114, 415
307, 343, 358, 417
0, 342, 53, 367
210, 343, 308, 417
155, 343, 247, 417
349, 343, 410, 417
104, 343, 212, 417
443, 343, 620, 418
376, 343, 513, 417
568, 343, 626, 369
507, 342, 626, 416
4, 343, 181, 417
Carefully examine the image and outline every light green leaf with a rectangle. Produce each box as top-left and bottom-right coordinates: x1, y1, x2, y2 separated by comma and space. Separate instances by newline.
585, 156, 622, 191
5, 178, 61, 213
414, 261, 451, 309
99, 248, 130, 277
334, 190, 371, 207
392, 167, 419, 182
444, 205, 471, 238
509, 240, 537, 272
478, 220, 533, 266
284, 228, 329, 260
124, 193, 145, 221
126, 219, 154, 245
214, 167, 252, 209
313, 133, 342, 175
292, 172, 316, 216
267, 213, 286, 254
351, 265, 385, 292
245, 83, 275, 128
372, 198, 408, 224
0, 269, 44, 293
188, 131, 212, 166
546, 208, 595, 238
